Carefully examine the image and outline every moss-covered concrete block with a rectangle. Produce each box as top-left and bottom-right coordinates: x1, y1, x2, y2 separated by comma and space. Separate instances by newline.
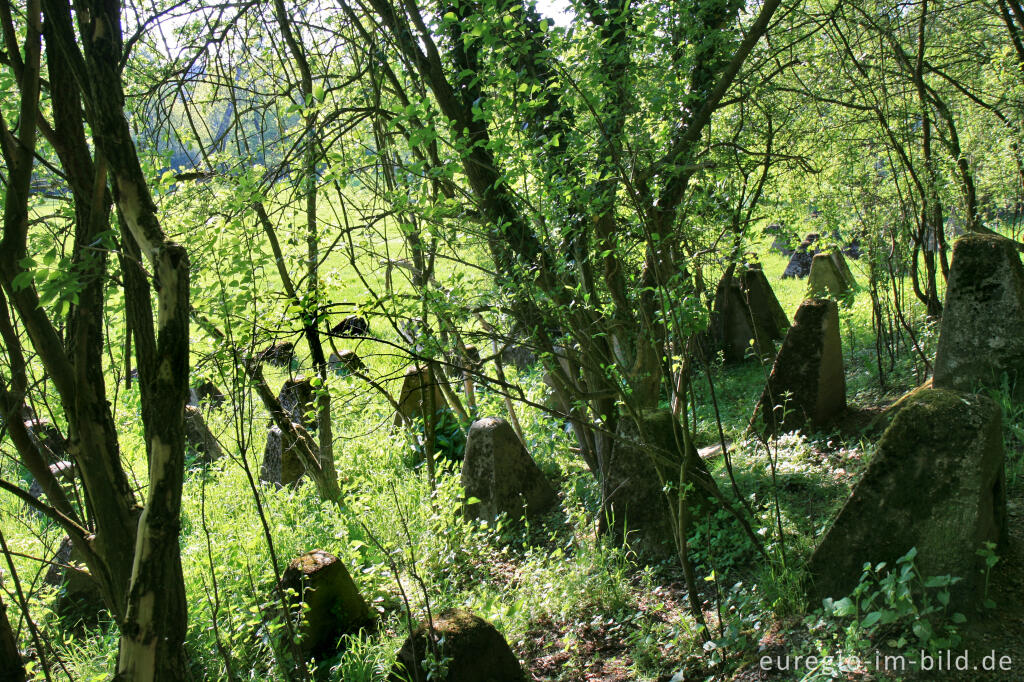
329, 350, 365, 375
390, 608, 524, 682
707, 263, 787, 362
393, 365, 449, 428
739, 263, 791, 342
750, 298, 845, 435
279, 377, 316, 429
184, 405, 223, 463
782, 233, 821, 278
280, 549, 373, 659
43, 536, 107, 628
604, 409, 716, 558
259, 425, 304, 487
808, 252, 856, 300
462, 417, 557, 523
934, 234, 1024, 395
807, 388, 1007, 606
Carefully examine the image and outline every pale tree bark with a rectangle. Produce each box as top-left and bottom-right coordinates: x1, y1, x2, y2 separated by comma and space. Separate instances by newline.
1, 0, 191, 674
38, 0, 192, 675
269, 0, 339, 492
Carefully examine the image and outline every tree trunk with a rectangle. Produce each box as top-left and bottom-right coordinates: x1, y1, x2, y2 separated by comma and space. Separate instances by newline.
0, 596, 25, 682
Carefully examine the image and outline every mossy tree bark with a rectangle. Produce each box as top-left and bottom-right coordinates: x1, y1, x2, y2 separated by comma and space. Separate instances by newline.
0, 595, 25, 682
359, 0, 780, 565
1, 0, 139, 620
63, 0, 192, 672
0, 0, 192, 676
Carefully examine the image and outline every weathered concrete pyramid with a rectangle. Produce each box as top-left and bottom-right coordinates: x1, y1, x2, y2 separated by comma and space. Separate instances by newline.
43, 536, 106, 626
188, 380, 226, 408
279, 377, 317, 429
393, 364, 449, 428
184, 405, 224, 463
708, 264, 788, 362
604, 409, 717, 558
782, 233, 820, 278
280, 549, 373, 659
259, 425, 305, 487
807, 252, 855, 299
765, 223, 795, 255
750, 298, 846, 435
830, 250, 857, 287
328, 350, 365, 375
933, 234, 1024, 396
392, 364, 465, 462
739, 263, 791, 341
390, 609, 525, 682
807, 388, 1007, 606
462, 417, 557, 523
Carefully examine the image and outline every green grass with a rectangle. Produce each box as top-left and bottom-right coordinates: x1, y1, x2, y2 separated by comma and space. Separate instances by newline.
3, 198, 1007, 681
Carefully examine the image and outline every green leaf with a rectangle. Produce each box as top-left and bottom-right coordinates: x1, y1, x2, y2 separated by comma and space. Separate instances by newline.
861, 611, 882, 628
11, 270, 33, 291
831, 597, 856, 617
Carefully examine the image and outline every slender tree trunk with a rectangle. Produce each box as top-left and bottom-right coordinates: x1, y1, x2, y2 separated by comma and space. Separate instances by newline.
0, 596, 25, 682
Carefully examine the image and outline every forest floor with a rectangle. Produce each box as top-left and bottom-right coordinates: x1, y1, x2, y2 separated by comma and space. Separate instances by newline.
6, 240, 1024, 681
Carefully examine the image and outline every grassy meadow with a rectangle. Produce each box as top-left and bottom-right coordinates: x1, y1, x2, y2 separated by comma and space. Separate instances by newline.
4, 192, 1021, 682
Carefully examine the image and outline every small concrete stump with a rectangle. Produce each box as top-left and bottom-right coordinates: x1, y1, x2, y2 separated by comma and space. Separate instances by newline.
258, 342, 295, 367
184, 405, 224, 463
331, 315, 369, 338
933, 234, 1024, 396
280, 549, 373, 659
751, 298, 846, 435
393, 365, 449, 428
605, 409, 716, 558
807, 388, 1007, 606
807, 253, 854, 300
390, 609, 525, 682
782, 233, 821, 279
259, 425, 305, 487
43, 537, 106, 627
329, 350, 365, 375
189, 380, 226, 408
462, 417, 557, 522
279, 377, 316, 429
